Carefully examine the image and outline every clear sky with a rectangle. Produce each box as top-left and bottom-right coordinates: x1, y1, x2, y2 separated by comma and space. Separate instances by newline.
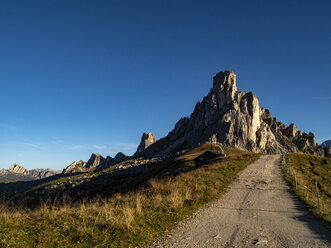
0, 0, 330, 170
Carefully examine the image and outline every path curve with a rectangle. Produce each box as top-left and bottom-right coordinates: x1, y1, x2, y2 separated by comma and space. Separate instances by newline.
152, 155, 331, 248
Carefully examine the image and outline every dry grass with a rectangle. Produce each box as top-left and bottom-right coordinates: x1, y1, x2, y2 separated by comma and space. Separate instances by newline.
0, 144, 260, 247
282, 153, 331, 225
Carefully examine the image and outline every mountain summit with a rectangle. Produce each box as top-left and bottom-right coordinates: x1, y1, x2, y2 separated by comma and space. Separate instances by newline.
0, 164, 59, 182
137, 70, 324, 158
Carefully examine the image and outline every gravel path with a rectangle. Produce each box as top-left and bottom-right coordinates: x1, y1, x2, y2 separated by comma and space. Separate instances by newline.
152, 155, 331, 248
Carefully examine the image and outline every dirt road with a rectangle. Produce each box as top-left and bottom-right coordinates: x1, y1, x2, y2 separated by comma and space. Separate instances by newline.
153, 155, 331, 247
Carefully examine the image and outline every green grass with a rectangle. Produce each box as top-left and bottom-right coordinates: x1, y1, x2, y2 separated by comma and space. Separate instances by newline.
0, 144, 260, 247
282, 153, 331, 225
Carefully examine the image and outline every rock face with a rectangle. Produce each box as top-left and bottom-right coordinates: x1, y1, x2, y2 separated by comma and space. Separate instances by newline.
136, 70, 324, 158
0, 164, 59, 182
135, 132, 157, 154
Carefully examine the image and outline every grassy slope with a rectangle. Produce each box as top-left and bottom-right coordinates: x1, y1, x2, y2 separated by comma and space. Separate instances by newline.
282, 153, 331, 225
0, 144, 260, 248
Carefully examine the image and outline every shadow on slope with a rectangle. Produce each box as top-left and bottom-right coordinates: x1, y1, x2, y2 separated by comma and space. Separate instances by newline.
8, 143, 242, 208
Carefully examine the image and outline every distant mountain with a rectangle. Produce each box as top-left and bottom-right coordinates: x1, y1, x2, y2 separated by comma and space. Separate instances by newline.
62, 133, 158, 174
0, 164, 60, 182
321, 140, 331, 148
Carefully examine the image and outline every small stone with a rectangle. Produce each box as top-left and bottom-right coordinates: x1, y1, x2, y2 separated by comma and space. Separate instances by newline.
212, 234, 222, 239
252, 238, 268, 245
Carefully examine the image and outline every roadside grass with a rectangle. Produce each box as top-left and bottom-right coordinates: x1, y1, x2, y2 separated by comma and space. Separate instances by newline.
0, 144, 260, 247
282, 153, 331, 225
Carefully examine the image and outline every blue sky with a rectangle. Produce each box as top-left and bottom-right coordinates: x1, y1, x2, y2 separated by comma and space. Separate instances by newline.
0, 0, 330, 170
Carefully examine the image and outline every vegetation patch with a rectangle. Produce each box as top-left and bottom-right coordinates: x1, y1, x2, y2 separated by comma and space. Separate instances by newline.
282, 153, 331, 225
0, 144, 260, 247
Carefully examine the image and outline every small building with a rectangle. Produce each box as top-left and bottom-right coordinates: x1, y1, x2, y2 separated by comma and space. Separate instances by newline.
193, 151, 225, 165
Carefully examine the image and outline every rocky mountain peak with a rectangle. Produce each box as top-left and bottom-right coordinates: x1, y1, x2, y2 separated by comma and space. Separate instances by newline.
62, 160, 87, 174
62, 150, 131, 174
63, 153, 111, 174
63, 70, 327, 174
212, 70, 237, 108
9, 164, 28, 174
113, 152, 129, 164
213, 70, 236, 93
86, 153, 106, 169
1, 164, 59, 182
136, 70, 324, 158
135, 132, 157, 154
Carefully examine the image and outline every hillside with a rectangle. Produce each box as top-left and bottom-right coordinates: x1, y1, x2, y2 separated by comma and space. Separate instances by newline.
0, 171, 35, 182
7, 144, 230, 205
0, 144, 260, 247
283, 153, 331, 224
155, 154, 330, 247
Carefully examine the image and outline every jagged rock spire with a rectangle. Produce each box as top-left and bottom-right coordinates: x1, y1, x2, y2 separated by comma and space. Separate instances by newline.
135, 132, 157, 154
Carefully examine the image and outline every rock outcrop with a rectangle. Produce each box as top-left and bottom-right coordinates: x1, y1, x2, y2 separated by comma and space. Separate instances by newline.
135, 132, 157, 154
62, 160, 87, 174
0, 164, 59, 182
136, 70, 324, 158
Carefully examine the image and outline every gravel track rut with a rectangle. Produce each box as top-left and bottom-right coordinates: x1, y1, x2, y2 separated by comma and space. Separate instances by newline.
152, 155, 331, 248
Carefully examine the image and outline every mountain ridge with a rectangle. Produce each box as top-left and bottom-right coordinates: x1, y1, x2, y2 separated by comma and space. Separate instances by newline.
0, 164, 60, 182
62, 152, 130, 174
